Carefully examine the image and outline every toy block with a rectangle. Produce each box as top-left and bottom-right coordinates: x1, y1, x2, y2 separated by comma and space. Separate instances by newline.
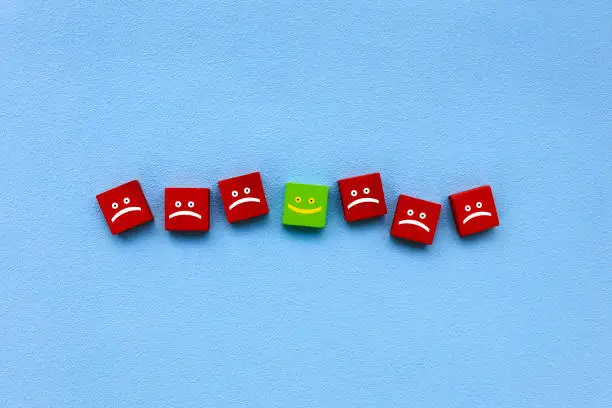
390, 195, 442, 245
218, 172, 269, 223
96, 180, 153, 235
282, 182, 329, 228
449, 185, 499, 237
165, 188, 210, 232
337, 172, 387, 222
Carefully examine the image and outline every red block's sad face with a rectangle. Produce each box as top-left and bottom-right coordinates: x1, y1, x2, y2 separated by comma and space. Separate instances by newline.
229, 187, 261, 210
218, 172, 269, 223
390, 195, 441, 245
96, 180, 154, 235
449, 185, 500, 237
398, 209, 432, 233
165, 188, 210, 231
337, 173, 387, 222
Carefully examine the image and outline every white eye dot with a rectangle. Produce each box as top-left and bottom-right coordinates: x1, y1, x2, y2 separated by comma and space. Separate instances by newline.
465, 205, 471, 212
407, 209, 414, 216
175, 201, 182, 208
188, 201, 195, 208
244, 187, 251, 194
351, 190, 358, 197
476, 202, 482, 209
112, 202, 119, 209
363, 187, 370, 194
123, 197, 130, 205
419, 212, 426, 219
231, 190, 238, 197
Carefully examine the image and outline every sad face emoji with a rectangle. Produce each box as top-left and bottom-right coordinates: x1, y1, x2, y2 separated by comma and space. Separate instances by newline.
96, 180, 154, 235
449, 185, 500, 237
165, 187, 210, 232
390, 195, 442, 245
218, 172, 269, 223
337, 173, 387, 222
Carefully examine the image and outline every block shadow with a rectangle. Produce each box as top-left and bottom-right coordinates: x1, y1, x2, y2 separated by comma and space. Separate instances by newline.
389, 234, 431, 251
229, 213, 270, 230
282, 224, 325, 239
168, 229, 212, 244
345, 215, 387, 231
456, 227, 499, 246
116, 220, 155, 241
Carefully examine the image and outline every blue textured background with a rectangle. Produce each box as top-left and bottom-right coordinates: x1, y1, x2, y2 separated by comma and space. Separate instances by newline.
1, 1, 611, 407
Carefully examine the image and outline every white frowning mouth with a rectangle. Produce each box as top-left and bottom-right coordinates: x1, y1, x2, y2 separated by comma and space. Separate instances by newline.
347, 197, 379, 209
462, 211, 491, 224
111, 207, 142, 223
398, 219, 430, 232
169, 210, 202, 219
229, 197, 260, 210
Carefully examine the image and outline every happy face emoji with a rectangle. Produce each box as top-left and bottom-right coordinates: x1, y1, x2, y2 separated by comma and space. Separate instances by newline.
218, 172, 269, 223
449, 185, 499, 237
337, 172, 387, 222
282, 182, 329, 228
165, 187, 210, 232
390, 195, 442, 245
96, 180, 154, 235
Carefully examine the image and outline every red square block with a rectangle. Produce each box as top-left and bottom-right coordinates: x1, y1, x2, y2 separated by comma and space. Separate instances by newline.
218, 172, 269, 223
165, 188, 210, 232
337, 173, 387, 222
96, 180, 154, 235
449, 185, 500, 237
390, 195, 442, 245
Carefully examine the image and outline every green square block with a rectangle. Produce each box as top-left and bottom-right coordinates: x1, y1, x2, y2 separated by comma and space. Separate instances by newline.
282, 182, 329, 228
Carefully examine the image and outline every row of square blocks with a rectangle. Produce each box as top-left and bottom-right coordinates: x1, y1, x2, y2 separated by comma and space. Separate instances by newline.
97, 172, 500, 245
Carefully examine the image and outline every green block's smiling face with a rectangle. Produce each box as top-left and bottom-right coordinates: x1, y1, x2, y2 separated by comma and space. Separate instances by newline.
282, 182, 329, 228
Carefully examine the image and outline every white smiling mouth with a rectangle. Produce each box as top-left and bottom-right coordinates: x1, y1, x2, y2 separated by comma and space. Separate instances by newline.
111, 207, 142, 223
398, 219, 430, 232
169, 210, 202, 219
229, 197, 260, 210
347, 197, 379, 209
463, 211, 491, 224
